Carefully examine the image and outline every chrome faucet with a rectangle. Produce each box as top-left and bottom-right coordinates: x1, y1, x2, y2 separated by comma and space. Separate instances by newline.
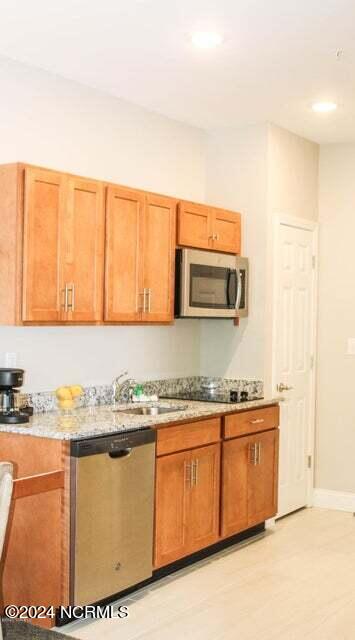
112, 371, 136, 404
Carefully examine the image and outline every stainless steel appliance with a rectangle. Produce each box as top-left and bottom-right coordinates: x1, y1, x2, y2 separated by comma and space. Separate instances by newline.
0, 368, 32, 424
70, 429, 156, 606
175, 248, 248, 318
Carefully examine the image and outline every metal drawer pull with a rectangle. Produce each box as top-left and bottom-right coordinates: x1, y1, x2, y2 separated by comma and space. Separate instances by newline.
249, 418, 265, 425
257, 442, 262, 465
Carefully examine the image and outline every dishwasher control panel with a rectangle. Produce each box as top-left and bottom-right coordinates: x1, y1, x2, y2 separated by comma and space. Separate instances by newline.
71, 428, 156, 457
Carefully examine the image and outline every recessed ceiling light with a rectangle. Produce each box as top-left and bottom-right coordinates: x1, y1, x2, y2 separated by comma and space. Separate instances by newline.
191, 32, 223, 49
312, 101, 338, 113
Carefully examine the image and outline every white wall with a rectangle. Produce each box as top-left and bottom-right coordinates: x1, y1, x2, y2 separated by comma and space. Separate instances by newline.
200, 125, 269, 381
316, 144, 355, 493
0, 56, 206, 391
200, 124, 319, 392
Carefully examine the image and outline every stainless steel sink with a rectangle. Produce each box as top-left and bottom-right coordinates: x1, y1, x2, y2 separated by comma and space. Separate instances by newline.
113, 405, 187, 416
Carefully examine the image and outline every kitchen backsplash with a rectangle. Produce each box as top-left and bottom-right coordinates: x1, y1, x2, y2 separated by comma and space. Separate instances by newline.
21, 376, 264, 414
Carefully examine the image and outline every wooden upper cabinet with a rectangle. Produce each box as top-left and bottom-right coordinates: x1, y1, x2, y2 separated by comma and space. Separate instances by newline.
177, 201, 212, 250
178, 200, 241, 254
62, 177, 105, 323
22, 167, 66, 323
105, 188, 176, 323
22, 168, 105, 324
212, 208, 241, 254
104, 186, 144, 322
142, 194, 176, 323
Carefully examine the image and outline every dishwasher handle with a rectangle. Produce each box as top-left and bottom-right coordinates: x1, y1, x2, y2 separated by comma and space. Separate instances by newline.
108, 448, 132, 459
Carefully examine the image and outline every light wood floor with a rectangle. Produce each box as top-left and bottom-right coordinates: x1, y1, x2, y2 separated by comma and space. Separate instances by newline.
62, 508, 355, 640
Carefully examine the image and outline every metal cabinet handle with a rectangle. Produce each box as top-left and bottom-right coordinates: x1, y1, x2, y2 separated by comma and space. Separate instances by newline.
137, 292, 145, 312
148, 288, 151, 313
143, 288, 150, 313
249, 418, 265, 425
61, 285, 68, 312
193, 459, 199, 486
67, 283, 75, 312
257, 442, 262, 465
249, 443, 257, 466
185, 462, 192, 488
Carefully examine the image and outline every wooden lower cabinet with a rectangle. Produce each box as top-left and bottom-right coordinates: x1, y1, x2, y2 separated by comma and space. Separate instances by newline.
154, 443, 220, 568
221, 429, 279, 538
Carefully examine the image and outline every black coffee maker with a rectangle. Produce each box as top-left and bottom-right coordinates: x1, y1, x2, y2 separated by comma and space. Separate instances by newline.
0, 368, 32, 424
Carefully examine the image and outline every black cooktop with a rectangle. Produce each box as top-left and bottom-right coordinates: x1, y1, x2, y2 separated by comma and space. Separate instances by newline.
160, 389, 263, 404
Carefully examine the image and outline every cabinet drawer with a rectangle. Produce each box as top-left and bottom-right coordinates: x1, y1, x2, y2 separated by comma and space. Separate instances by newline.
156, 418, 221, 456
224, 406, 279, 440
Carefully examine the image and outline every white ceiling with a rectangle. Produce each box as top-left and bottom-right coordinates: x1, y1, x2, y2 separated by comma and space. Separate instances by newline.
0, 0, 355, 143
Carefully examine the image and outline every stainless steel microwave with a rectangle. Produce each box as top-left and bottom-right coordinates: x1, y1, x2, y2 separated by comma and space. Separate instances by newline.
175, 249, 248, 319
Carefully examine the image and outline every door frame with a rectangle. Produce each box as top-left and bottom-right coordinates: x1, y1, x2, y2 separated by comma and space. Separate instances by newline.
271, 214, 319, 512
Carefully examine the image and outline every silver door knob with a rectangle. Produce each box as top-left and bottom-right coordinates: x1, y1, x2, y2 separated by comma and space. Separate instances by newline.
277, 383, 294, 392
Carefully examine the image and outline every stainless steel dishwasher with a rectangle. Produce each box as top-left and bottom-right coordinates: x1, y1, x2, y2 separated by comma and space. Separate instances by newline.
70, 429, 156, 606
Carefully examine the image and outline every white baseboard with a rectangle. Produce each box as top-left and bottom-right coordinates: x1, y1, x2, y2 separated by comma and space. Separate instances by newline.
313, 489, 355, 512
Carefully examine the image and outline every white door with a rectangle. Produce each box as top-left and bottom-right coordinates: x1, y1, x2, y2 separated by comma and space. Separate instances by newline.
274, 221, 316, 518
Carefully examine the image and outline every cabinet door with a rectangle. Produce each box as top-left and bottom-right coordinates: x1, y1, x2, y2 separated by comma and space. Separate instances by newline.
104, 186, 144, 322
248, 429, 279, 527
211, 208, 241, 254
142, 194, 176, 322
177, 201, 212, 250
22, 168, 66, 322
221, 437, 249, 537
62, 177, 105, 322
187, 443, 220, 554
154, 450, 190, 568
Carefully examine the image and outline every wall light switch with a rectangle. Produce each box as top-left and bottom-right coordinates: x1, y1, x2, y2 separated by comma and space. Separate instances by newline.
347, 339, 355, 355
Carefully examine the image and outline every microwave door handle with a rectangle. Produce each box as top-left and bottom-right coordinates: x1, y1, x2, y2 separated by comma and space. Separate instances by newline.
226, 269, 231, 306
235, 268, 242, 312
226, 269, 237, 307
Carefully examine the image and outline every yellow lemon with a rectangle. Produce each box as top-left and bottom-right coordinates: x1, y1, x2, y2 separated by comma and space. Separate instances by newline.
56, 386, 73, 401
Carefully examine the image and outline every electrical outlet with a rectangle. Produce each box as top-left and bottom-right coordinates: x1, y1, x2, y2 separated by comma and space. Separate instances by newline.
347, 339, 355, 355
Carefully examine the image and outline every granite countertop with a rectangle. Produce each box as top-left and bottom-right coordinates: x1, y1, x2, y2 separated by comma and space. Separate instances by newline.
2, 618, 75, 639
0, 397, 280, 441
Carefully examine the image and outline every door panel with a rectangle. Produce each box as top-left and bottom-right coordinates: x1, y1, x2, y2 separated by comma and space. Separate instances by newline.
63, 178, 105, 322
275, 224, 314, 517
248, 430, 279, 527
142, 194, 176, 322
177, 201, 212, 250
187, 443, 220, 553
221, 437, 249, 537
212, 209, 241, 254
22, 168, 66, 322
154, 450, 189, 568
104, 186, 144, 322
